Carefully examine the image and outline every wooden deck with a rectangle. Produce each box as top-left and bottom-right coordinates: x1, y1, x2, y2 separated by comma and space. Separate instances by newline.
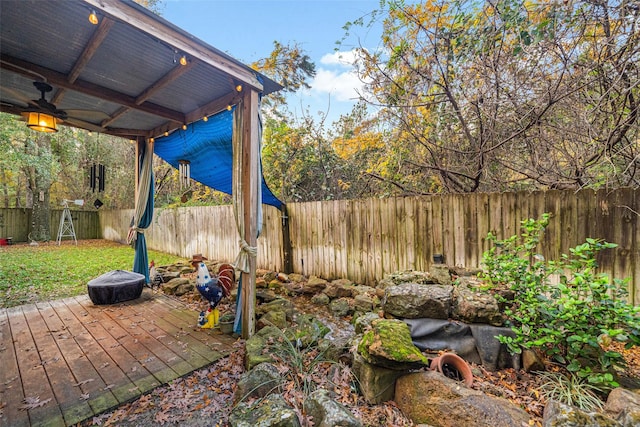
0, 290, 237, 427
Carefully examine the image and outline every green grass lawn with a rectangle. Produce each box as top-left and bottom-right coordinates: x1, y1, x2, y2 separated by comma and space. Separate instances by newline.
0, 239, 186, 308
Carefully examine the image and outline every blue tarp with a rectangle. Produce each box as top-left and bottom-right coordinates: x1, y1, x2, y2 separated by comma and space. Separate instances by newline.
154, 108, 282, 208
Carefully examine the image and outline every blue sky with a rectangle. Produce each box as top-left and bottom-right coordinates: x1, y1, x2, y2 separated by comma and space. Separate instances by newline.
162, 0, 383, 124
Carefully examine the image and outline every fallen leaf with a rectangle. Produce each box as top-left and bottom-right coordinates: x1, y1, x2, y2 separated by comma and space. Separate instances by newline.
19, 396, 52, 410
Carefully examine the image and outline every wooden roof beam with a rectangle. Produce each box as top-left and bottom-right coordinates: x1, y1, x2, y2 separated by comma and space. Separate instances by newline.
51, 17, 115, 105
135, 61, 195, 105
100, 62, 194, 128
0, 54, 186, 123
184, 91, 238, 124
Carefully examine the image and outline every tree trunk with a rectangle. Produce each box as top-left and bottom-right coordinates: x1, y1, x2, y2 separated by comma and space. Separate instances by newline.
25, 134, 54, 242
1, 169, 8, 208
30, 182, 51, 242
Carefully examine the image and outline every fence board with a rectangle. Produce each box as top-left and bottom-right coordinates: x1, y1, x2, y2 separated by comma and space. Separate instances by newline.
430, 196, 443, 266
612, 189, 635, 291
403, 197, 417, 271
476, 193, 490, 265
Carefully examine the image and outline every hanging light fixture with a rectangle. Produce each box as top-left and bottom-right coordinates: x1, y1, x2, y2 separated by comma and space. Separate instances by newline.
178, 159, 191, 189
179, 55, 188, 66
88, 10, 99, 25
23, 111, 58, 133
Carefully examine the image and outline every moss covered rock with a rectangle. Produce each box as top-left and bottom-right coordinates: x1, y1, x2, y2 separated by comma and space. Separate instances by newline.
357, 319, 428, 370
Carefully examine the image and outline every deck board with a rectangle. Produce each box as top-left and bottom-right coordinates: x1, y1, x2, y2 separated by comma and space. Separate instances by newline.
6, 306, 65, 427
0, 290, 235, 427
26, 304, 94, 426
0, 308, 30, 427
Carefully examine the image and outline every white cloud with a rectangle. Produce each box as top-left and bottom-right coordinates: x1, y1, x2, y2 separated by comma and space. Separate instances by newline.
311, 68, 363, 102
310, 49, 368, 102
319, 49, 361, 67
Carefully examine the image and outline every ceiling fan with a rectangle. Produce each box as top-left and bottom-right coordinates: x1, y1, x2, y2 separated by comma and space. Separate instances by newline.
29, 81, 68, 120
1, 81, 110, 133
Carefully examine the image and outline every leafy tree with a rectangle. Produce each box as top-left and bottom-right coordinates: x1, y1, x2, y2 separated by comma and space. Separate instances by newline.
134, 0, 165, 15
0, 112, 135, 239
347, 0, 640, 193
251, 41, 316, 112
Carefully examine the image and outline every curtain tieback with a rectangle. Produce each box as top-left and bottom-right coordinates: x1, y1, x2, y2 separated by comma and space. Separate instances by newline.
127, 226, 145, 244
238, 239, 257, 257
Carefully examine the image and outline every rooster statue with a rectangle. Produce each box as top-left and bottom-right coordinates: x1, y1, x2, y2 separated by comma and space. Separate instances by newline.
148, 260, 163, 289
191, 254, 235, 329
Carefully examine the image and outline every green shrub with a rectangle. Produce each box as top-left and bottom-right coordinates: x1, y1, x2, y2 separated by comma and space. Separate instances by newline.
481, 214, 640, 388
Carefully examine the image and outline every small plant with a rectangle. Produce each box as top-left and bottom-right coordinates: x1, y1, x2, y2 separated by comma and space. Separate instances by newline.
219, 312, 235, 322
482, 214, 640, 388
536, 371, 604, 411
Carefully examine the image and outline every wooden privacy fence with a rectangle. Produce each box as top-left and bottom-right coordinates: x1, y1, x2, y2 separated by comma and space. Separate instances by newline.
0, 208, 100, 243
97, 188, 639, 304
99, 205, 285, 272
286, 189, 638, 304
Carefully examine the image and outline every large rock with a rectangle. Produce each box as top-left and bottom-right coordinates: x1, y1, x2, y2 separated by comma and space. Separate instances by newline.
395, 370, 531, 427
354, 312, 382, 334
258, 310, 288, 330
175, 281, 194, 296
352, 352, 406, 404
256, 289, 278, 303
245, 325, 282, 370
382, 270, 438, 286
161, 277, 190, 295
324, 280, 355, 298
605, 388, 640, 427
301, 276, 328, 294
382, 283, 452, 319
350, 285, 377, 298
303, 389, 362, 427
329, 298, 352, 317
230, 394, 301, 427
311, 293, 330, 306
285, 314, 330, 348
429, 264, 452, 286
287, 273, 306, 283
452, 278, 503, 326
543, 400, 621, 427
257, 298, 295, 321
160, 271, 181, 283
354, 294, 374, 312
234, 363, 283, 404
357, 319, 428, 370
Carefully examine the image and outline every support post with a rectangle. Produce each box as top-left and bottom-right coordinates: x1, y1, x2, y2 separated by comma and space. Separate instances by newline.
240, 89, 259, 339
281, 203, 293, 274
134, 137, 142, 208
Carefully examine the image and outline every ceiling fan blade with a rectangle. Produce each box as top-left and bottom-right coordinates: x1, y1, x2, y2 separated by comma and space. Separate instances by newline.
63, 116, 106, 133
0, 87, 33, 107
65, 109, 111, 121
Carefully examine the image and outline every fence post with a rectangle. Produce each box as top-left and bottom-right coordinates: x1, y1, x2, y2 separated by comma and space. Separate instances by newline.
280, 203, 293, 273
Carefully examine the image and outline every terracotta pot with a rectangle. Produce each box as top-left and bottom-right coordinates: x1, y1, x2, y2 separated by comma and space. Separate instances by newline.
219, 319, 235, 334
430, 352, 473, 387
